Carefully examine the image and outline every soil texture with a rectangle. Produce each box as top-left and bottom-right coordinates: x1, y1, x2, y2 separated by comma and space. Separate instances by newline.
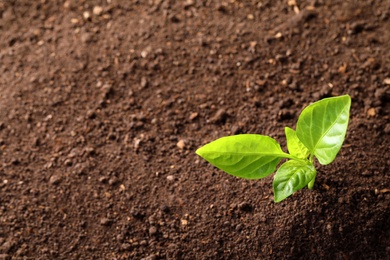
0, 0, 389, 259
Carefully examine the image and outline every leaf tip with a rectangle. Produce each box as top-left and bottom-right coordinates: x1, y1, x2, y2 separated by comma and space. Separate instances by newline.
195, 147, 203, 157
273, 189, 290, 203
339, 94, 352, 106
273, 196, 284, 203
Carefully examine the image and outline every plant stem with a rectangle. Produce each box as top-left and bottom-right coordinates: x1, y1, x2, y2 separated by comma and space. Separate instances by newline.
284, 154, 310, 165
309, 154, 314, 164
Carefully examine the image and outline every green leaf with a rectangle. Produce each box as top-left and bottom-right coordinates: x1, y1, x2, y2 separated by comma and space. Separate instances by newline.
307, 177, 316, 189
273, 160, 316, 202
296, 95, 351, 165
196, 134, 290, 179
285, 127, 310, 159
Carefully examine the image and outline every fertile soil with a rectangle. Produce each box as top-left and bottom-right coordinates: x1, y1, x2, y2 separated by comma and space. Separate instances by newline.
0, 1, 389, 259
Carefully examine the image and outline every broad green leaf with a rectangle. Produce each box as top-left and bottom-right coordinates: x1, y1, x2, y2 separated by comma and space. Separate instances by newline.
273, 160, 316, 202
285, 127, 310, 159
196, 134, 290, 179
296, 95, 351, 165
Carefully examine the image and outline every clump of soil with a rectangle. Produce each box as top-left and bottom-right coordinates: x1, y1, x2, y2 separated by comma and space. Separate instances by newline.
0, 1, 389, 259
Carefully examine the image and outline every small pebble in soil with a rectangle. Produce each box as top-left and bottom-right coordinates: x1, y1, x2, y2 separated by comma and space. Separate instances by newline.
64, 159, 73, 167
83, 11, 91, 20
148, 215, 156, 225
100, 218, 112, 226
176, 139, 185, 149
121, 243, 131, 250
166, 175, 175, 181
189, 112, 198, 120
326, 223, 333, 236
209, 109, 227, 124
49, 175, 62, 185
149, 226, 158, 236
184, 0, 195, 9
93, 6, 103, 16
275, 54, 287, 63
99, 176, 108, 183
367, 108, 376, 117
116, 234, 125, 241
86, 109, 96, 119
235, 224, 243, 231
361, 170, 372, 177
108, 177, 119, 185
140, 77, 148, 89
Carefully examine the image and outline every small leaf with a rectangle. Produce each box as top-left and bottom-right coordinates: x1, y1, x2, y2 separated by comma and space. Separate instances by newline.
196, 134, 290, 179
285, 127, 310, 159
307, 177, 316, 189
273, 160, 316, 202
296, 95, 351, 165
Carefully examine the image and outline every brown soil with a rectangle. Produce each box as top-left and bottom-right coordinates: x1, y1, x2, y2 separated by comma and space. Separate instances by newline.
0, 1, 389, 259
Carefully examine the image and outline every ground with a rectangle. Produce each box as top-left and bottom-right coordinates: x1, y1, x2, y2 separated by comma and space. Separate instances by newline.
0, 0, 389, 259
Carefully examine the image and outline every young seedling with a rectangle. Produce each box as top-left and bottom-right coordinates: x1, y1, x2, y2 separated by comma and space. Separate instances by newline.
196, 95, 351, 202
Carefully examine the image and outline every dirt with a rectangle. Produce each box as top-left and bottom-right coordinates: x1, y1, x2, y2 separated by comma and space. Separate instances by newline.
0, 0, 389, 259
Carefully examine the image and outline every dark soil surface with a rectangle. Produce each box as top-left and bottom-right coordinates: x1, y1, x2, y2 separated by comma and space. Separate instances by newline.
0, 1, 389, 259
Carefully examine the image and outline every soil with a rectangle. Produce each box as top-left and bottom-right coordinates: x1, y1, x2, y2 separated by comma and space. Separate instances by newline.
0, 0, 389, 259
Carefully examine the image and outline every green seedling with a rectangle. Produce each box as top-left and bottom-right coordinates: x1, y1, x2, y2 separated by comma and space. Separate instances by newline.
196, 95, 351, 202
